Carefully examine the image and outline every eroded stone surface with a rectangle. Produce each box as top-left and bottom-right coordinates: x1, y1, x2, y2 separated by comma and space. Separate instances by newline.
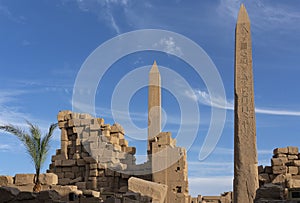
234, 4, 259, 203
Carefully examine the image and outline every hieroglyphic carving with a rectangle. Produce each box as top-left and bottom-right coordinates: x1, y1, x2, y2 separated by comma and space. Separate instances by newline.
234, 4, 259, 203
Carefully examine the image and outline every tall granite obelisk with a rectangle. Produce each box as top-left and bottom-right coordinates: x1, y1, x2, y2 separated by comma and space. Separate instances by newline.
234, 4, 259, 203
148, 61, 161, 152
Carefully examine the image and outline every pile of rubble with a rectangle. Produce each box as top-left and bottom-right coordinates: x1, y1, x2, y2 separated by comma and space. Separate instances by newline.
256, 146, 300, 202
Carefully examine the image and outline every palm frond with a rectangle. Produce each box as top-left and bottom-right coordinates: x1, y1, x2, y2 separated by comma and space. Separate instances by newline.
0, 121, 57, 184
0, 125, 26, 141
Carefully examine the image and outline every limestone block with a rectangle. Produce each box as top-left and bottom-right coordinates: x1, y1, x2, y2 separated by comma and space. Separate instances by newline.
288, 166, 299, 175
39, 173, 58, 185
0, 186, 20, 202
15, 174, 35, 185
271, 157, 288, 166
273, 147, 288, 155
128, 177, 167, 203
272, 165, 287, 174
62, 160, 76, 166
0, 176, 14, 186
288, 146, 299, 155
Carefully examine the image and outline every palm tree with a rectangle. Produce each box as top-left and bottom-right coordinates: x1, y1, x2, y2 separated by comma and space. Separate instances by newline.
0, 121, 57, 192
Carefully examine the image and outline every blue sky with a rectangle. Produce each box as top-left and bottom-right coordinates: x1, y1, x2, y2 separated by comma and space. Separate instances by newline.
0, 0, 300, 196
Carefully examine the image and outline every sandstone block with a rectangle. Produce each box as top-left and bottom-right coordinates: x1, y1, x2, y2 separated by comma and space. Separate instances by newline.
0, 176, 13, 186
128, 177, 167, 203
70, 177, 83, 184
288, 146, 299, 155
89, 169, 98, 177
288, 166, 299, 175
58, 178, 71, 185
272, 166, 287, 174
90, 164, 97, 170
288, 155, 299, 160
15, 174, 35, 185
62, 160, 76, 166
39, 173, 58, 185
77, 159, 86, 166
75, 182, 86, 190
287, 179, 300, 188
293, 160, 300, 166
83, 156, 97, 164
259, 173, 270, 183
83, 189, 100, 197
273, 147, 288, 155
50, 185, 82, 197
271, 157, 288, 166
64, 172, 75, 179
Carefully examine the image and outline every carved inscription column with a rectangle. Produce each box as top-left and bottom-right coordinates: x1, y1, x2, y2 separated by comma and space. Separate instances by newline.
234, 4, 259, 203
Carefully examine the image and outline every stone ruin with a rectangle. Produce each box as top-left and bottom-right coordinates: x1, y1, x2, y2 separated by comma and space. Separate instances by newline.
256, 146, 300, 202
45, 110, 192, 202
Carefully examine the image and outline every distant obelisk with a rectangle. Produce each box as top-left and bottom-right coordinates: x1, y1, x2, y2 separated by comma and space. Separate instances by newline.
148, 61, 161, 152
234, 4, 259, 203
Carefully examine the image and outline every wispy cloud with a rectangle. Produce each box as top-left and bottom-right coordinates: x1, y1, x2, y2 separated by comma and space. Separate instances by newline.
218, 0, 300, 31
73, 0, 131, 34
0, 2, 25, 23
186, 88, 300, 117
153, 37, 183, 56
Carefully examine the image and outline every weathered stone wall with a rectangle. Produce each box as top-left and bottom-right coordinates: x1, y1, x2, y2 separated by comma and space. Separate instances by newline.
256, 146, 300, 202
48, 111, 143, 193
149, 132, 190, 203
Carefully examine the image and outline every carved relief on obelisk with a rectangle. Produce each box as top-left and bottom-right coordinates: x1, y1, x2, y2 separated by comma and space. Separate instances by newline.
148, 61, 161, 152
234, 4, 259, 203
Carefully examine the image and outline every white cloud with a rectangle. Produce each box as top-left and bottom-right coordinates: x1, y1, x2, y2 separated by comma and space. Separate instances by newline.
74, 0, 131, 34
153, 37, 183, 56
186, 88, 300, 117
